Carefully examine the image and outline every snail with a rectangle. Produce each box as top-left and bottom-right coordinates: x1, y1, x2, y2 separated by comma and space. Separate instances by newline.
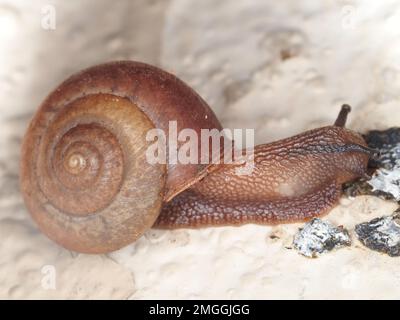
20, 61, 373, 253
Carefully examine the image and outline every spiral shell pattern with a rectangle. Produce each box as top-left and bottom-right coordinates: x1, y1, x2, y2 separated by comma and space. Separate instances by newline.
20, 61, 222, 253
21, 93, 166, 253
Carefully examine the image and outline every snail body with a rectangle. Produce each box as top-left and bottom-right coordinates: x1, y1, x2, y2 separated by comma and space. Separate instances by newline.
157, 124, 371, 228
20, 61, 371, 253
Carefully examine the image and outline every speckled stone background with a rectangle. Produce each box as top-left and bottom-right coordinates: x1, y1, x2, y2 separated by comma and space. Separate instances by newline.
1, 0, 400, 299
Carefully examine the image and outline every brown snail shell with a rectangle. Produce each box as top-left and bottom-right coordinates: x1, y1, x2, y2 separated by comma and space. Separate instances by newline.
20, 61, 222, 253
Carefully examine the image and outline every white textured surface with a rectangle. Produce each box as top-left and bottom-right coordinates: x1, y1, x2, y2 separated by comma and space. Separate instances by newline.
1, 0, 400, 299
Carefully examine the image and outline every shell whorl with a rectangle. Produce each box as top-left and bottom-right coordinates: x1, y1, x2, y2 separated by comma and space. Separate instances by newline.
21, 93, 166, 253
